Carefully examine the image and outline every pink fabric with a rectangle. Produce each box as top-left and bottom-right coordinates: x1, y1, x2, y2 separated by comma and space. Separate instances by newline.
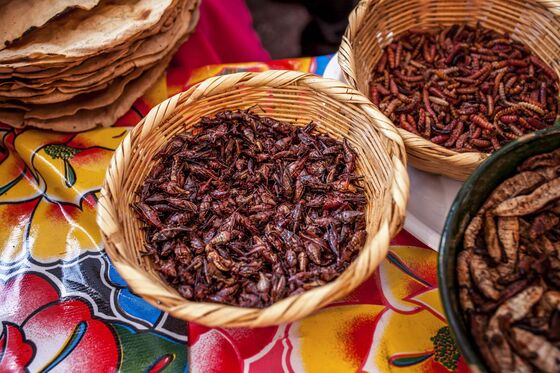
171, 0, 270, 72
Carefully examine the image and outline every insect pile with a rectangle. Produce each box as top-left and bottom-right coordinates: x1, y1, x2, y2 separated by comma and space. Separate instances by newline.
132, 110, 368, 308
459, 148, 560, 372
371, 24, 559, 153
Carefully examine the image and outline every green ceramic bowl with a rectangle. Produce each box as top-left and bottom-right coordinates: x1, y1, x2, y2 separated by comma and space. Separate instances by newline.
438, 126, 560, 372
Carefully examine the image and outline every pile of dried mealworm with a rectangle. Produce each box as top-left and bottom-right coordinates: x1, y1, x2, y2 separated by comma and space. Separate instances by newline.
371, 24, 559, 153
459, 148, 560, 372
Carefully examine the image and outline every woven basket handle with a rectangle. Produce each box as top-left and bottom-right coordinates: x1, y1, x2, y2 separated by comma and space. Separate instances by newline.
180, 70, 374, 105
339, 0, 373, 91
130, 70, 386, 143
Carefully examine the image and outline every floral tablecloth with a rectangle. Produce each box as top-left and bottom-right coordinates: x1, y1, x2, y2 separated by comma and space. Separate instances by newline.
0, 55, 468, 372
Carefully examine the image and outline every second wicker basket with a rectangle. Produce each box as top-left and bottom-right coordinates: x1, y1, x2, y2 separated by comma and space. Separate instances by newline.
339, 0, 560, 180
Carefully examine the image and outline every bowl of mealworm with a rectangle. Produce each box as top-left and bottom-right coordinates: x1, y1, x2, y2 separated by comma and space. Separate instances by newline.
338, 0, 560, 181
439, 126, 560, 372
96, 70, 408, 328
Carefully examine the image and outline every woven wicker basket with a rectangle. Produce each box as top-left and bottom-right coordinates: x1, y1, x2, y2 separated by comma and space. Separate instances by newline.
339, 0, 560, 180
96, 70, 408, 328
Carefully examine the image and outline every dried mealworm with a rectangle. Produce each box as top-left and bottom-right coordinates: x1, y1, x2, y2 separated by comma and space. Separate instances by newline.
497, 216, 519, 265
481, 171, 545, 212
484, 213, 503, 263
471, 114, 494, 130
457, 250, 474, 312
494, 178, 560, 216
510, 327, 560, 372
470, 254, 501, 300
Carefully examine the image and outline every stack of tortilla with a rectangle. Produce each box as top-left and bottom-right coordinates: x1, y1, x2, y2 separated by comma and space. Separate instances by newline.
0, 0, 200, 131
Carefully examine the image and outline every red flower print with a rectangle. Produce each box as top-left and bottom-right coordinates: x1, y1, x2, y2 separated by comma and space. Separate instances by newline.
0, 273, 119, 372
0, 323, 34, 372
189, 323, 282, 373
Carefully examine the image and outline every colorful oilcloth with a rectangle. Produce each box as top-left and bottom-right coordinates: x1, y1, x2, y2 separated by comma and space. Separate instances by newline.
0, 55, 469, 372
0, 1, 469, 365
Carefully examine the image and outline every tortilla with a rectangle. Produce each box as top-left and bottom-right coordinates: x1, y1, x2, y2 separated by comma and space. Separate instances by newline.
0, 0, 194, 94
0, 0, 100, 49
0, 0, 183, 76
0, 0, 197, 107
1, 51, 174, 131
0, 47, 132, 84
0, 64, 144, 110
0, 0, 201, 132
29, 69, 145, 119
0, 0, 175, 63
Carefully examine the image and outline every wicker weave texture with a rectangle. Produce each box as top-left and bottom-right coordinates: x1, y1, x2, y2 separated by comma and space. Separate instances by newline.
339, 0, 560, 180
96, 70, 409, 327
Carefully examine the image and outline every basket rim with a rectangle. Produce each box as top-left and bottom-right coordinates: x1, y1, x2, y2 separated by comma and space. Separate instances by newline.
338, 0, 560, 179
96, 69, 409, 327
